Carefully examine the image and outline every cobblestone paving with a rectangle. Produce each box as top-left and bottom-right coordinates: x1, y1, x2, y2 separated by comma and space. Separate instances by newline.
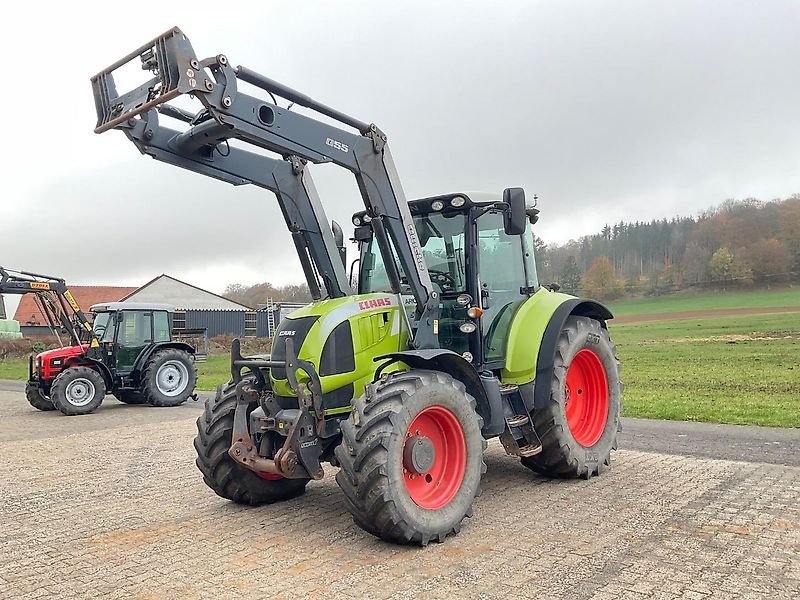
0, 390, 797, 599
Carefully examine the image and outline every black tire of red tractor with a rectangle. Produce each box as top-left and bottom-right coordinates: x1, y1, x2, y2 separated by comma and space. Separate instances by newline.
193, 378, 309, 505
114, 391, 148, 405
25, 382, 55, 411
522, 316, 621, 479
335, 370, 487, 546
141, 349, 197, 407
50, 366, 106, 416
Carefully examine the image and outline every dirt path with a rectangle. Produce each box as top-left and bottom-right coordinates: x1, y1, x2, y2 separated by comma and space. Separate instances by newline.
613, 305, 800, 324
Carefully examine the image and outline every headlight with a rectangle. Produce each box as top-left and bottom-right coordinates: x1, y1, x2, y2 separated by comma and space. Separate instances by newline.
450, 196, 466, 207
352, 215, 362, 226
362, 214, 372, 223
456, 293, 472, 306
459, 322, 477, 334
462, 351, 473, 361
430, 200, 444, 211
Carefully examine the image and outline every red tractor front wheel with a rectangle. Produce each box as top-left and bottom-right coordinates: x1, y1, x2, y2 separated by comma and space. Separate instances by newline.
336, 370, 486, 546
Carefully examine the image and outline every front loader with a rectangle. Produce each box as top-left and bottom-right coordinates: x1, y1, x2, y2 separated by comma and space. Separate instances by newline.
92, 27, 622, 545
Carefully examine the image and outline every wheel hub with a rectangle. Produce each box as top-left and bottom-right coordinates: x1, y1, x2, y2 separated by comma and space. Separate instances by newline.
65, 378, 95, 407
403, 435, 435, 475
402, 405, 467, 510
156, 360, 189, 397
565, 349, 610, 447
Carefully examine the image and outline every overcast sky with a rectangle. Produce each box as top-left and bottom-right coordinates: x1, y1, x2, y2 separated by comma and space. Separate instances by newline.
1, 0, 798, 307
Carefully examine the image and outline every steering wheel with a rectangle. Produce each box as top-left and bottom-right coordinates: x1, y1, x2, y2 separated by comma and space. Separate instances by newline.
428, 268, 457, 290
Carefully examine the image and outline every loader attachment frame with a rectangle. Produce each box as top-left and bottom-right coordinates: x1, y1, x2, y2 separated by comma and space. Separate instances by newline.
0, 266, 98, 351
91, 27, 438, 349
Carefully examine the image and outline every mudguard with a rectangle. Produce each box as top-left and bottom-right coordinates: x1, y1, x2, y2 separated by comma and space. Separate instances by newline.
63, 356, 115, 389
502, 289, 612, 387
133, 341, 195, 375
374, 350, 492, 430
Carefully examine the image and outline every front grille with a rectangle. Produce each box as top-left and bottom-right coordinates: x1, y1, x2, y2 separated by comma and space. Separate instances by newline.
270, 316, 319, 380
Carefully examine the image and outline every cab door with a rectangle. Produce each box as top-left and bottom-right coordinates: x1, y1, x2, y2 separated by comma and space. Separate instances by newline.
476, 211, 530, 365
115, 311, 153, 372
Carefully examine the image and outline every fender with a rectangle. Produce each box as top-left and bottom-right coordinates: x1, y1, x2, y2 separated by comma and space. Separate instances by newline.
63, 356, 114, 389
374, 349, 494, 433
501, 289, 612, 386
531, 298, 613, 410
132, 341, 196, 375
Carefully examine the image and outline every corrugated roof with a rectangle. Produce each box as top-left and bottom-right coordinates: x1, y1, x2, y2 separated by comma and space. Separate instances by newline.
121, 274, 253, 310
13, 286, 137, 325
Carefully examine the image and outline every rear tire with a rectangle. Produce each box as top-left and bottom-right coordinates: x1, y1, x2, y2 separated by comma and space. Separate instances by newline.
142, 349, 197, 407
194, 378, 309, 505
522, 316, 621, 479
51, 367, 106, 416
25, 382, 55, 411
335, 370, 486, 546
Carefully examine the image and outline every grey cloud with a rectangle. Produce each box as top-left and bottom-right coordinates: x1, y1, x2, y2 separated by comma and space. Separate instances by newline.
2, 0, 798, 290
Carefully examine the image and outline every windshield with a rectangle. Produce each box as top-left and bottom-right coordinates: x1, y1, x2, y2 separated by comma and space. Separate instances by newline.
359, 212, 467, 295
92, 312, 115, 342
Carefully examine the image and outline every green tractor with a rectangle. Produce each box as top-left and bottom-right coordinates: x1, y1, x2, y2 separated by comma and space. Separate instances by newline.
93, 27, 621, 545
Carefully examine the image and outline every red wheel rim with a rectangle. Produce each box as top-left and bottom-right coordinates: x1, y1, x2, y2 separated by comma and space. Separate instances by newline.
403, 406, 467, 510
565, 349, 610, 447
256, 472, 283, 481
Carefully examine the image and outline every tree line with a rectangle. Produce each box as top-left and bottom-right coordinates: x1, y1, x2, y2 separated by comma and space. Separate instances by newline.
222, 282, 312, 308
223, 195, 800, 306
535, 195, 800, 300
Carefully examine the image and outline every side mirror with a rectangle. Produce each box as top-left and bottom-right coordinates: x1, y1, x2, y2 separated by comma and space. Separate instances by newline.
331, 220, 346, 268
503, 187, 527, 235
353, 225, 372, 242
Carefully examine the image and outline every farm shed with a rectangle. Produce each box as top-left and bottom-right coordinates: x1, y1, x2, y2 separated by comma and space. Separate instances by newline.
121, 275, 257, 338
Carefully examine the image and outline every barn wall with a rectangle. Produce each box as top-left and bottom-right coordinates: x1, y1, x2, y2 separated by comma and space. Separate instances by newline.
184, 310, 248, 338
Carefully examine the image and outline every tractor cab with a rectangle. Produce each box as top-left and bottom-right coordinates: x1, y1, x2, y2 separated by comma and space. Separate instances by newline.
89, 302, 176, 373
353, 191, 540, 369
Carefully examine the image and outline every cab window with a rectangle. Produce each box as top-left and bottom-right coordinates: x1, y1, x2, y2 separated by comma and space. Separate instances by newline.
153, 311, 170, 342
118, 311, 153, 346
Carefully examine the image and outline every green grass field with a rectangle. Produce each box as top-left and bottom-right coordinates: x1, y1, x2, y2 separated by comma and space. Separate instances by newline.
612, 312, 800, 427
608, 287, 800, 316
0, 361, 28, 381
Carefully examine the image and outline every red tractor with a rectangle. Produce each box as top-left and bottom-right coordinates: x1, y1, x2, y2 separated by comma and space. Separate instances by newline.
1, 267, 197, 415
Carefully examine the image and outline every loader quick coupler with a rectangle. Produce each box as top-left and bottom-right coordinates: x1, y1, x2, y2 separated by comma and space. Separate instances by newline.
227, 338, 325, 480
228, 381, 323, 480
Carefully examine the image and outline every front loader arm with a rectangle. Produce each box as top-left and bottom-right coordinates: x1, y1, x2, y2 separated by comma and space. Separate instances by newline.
0, 267, 96, 348
121, 111, 350, 300
91, 27, 438, 349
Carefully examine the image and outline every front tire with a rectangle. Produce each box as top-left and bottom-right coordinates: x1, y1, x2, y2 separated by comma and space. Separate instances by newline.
522, 316, 621, 479
142, 349, 197, 407
51, 367, 106, 416
335, 370, 486, 546
194, 378, 309, 505
25, 382, 55, 411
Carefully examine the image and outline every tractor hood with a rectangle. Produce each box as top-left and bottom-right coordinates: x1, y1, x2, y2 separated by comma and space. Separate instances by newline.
36, 344, 89, 361
269, 293, 410, 406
